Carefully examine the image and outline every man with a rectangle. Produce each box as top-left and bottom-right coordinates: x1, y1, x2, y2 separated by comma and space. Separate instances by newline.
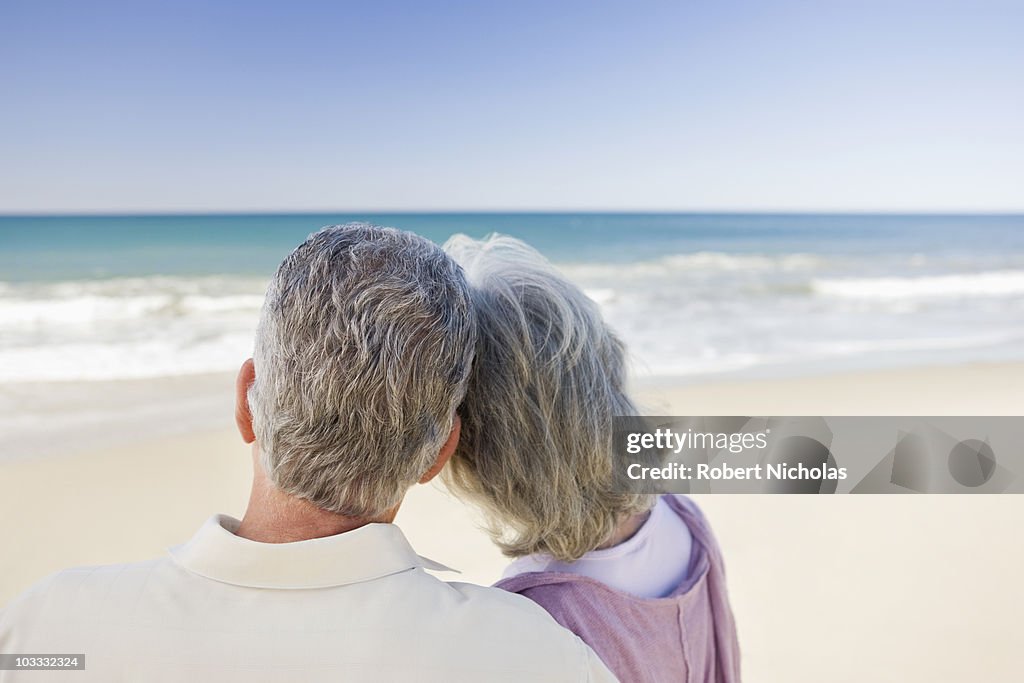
0, 225, 615, 682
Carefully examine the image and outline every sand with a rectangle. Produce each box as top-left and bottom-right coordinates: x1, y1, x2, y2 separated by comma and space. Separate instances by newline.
2, 362, 1023, 682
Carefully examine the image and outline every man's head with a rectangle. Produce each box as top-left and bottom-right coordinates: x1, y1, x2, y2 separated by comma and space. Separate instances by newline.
237, 224, 476, 520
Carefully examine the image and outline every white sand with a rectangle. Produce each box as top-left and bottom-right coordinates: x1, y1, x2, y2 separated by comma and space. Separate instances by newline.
2, 362, 1022, 681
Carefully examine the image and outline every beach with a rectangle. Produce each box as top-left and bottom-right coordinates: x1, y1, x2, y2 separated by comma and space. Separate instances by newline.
2, 363, 1022, 682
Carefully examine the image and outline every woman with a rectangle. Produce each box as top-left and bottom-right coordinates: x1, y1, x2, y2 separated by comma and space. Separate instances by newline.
443, 234, 741, 682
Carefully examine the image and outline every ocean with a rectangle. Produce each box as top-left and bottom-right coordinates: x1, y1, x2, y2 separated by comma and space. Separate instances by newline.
2, 213, 1023, 383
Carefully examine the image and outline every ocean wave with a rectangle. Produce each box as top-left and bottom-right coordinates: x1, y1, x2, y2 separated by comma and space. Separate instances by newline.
560, 251, 825, 279
3, 264, 1024, 383
0, 294, 265, 326
582, 288, 617, 306
0, 276, 267, 327
39, 274, 267, 296
812, 270, 1024, 300
660, 251, 823, 271
0, 275, 264, 381
0, 333, 255, 382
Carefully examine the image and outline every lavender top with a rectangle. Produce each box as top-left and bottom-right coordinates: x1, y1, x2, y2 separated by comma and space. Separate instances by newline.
496, 495, 742, 682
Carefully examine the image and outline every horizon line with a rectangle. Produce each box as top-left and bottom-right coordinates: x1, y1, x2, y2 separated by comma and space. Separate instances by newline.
2, 208, 1024, 218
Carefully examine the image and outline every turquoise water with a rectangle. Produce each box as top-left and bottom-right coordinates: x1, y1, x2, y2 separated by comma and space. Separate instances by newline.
2, 213, 1023, 381
4, 212, 1024, 280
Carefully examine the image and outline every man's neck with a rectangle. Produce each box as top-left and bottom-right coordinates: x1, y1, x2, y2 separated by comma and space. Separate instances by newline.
235, 456, 396, 544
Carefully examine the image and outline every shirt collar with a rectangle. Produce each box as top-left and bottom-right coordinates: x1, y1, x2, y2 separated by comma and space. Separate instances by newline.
169, 514, 455, 589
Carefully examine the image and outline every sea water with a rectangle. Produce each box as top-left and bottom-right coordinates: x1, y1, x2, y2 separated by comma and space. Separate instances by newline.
2, 213, 1023, 382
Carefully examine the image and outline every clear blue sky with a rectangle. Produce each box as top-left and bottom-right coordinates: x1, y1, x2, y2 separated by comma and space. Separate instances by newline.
1, 0, 1021, 213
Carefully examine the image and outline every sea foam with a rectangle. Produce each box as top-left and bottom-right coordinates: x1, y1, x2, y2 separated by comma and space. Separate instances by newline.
812, 270, 1024, 300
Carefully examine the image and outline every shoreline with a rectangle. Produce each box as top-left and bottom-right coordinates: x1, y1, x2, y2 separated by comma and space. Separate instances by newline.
632, 361, 1024, 415
3, 360, 1022, 464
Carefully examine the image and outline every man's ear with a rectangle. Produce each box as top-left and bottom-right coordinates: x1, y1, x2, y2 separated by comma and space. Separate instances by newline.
419, 414, 461, 484
235, 358, 256, 444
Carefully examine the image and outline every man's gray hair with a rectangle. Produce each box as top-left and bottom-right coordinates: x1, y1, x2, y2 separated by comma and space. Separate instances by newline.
442, 234, 652, 562
249, 224, 476, 518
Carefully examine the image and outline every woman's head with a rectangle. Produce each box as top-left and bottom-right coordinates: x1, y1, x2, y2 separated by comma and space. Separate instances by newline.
443, 234, 652, 562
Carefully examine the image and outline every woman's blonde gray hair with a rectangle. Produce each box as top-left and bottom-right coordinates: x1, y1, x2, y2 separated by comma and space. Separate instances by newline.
249, 224, 476, 519
443, 234, 651, 562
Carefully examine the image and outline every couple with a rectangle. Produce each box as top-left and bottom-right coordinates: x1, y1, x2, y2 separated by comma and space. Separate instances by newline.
0, 225, 739, 682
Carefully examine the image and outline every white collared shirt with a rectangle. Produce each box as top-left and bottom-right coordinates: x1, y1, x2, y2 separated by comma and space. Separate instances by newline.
0, 515, 616, 682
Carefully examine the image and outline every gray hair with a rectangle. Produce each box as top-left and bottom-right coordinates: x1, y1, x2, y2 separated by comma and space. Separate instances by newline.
249, 224, 476, 518
442, 234, 652, 562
